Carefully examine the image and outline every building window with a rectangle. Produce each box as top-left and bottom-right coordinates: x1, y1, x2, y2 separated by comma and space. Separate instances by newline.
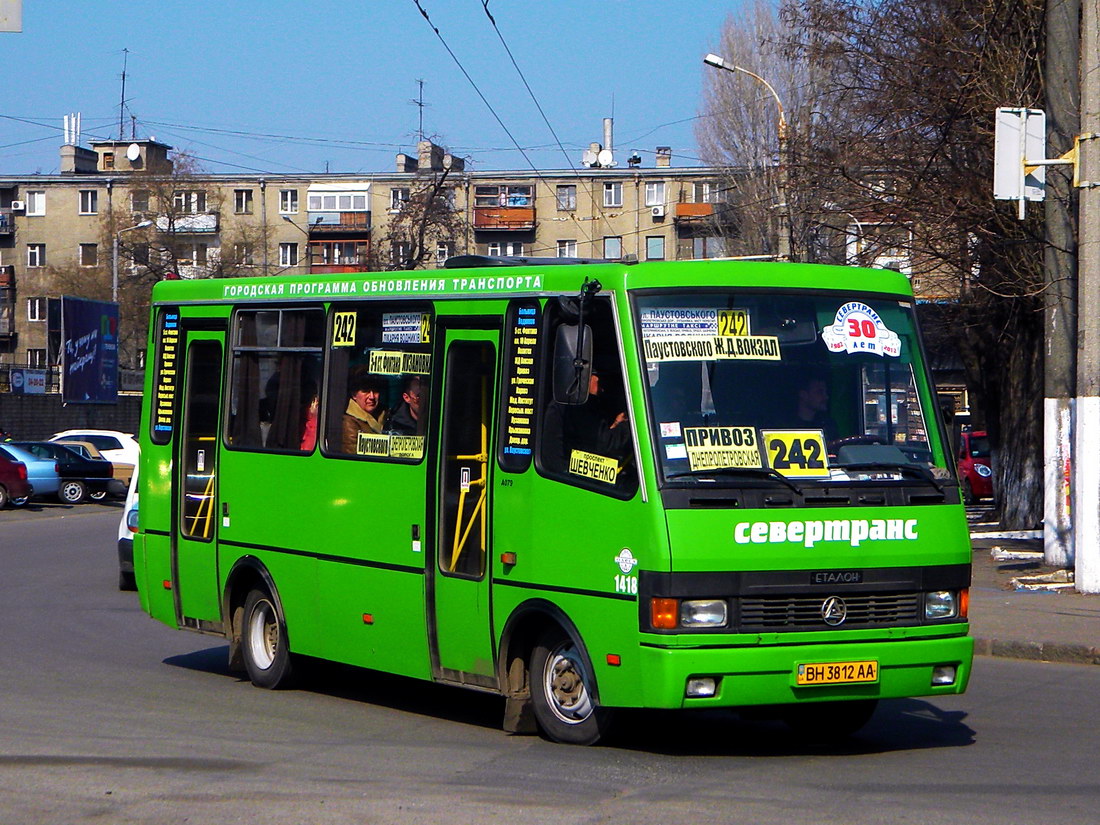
474, 185, 531, 207
645, 236, 665, 261
694, 181, 720, 204
307, 191, 368, 211
603, 236, 622, 260
27, 297, 46, 322
391, 241, 411, 268
26, 191, 45, 216
174, 190, 207, 214
177, 243, 209, 267
234, 189, 254, 214
312, 240, 368, 267
133, 243, 150, 265
103, 153, 115, 169
556, 185, 577, 211
644, 181, 665, 207
131, 190, 150, 213
235, 243, 255, 266
487, 241, 524, 257
26, 348, 46, 368
80, 243, 99, 267
279, 242, 299, 267
27, 243, 45, 267
79, 190, 99, 215
390, 188, 410, 212
280, 189, 299, 214
603, 182, 623, 208
557, 239, 577, 258
435, 241, 454, 265
692, 236, 727, 259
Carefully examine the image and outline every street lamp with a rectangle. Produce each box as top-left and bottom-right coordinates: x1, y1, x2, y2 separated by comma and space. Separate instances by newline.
112, 220, 153, 303
824, 202, 865, 265
703, 53, 791, 261
281, 214, 322, 272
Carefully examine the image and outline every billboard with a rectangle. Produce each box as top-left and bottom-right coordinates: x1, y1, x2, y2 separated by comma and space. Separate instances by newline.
61, 296, 119, 404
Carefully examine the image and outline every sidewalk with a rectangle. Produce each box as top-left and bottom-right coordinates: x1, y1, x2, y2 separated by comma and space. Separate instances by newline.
967, 506, 1100, 666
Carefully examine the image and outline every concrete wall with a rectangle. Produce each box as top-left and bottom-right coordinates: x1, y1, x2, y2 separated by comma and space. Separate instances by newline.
0, 393, 142, 441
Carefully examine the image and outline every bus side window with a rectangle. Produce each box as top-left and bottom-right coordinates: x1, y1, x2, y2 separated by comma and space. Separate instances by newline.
227, 308, 324, 453
538, 298, 637, 498
323, 303, 432, 462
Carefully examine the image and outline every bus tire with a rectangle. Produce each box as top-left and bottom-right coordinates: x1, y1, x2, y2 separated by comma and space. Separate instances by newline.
529, 628, 611, 745
241, 588, 295, 689
782, 699, 877, 741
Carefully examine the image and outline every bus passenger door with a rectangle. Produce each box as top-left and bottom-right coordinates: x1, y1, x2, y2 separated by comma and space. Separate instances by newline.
431, 328, 499, 684
171, 328, 226, 628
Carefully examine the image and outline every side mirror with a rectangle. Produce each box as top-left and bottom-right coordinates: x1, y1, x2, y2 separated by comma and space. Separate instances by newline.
552, 323, 593, 404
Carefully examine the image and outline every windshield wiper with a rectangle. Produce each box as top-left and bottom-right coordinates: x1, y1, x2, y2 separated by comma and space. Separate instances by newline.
836, 462, 945, 493
666, 467, 803, 496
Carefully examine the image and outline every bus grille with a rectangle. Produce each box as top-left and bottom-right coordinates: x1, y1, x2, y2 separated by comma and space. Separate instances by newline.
738, 593, 921, 630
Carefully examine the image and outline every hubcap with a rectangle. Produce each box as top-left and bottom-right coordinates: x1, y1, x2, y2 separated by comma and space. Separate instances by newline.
247, 599, 278, 670
543, 641, 593, 725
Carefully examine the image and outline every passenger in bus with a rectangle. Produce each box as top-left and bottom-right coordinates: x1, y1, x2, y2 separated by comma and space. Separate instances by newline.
300, 386, 319, 452
388, 375, 423, 435
543, 368, 631, 473
341, 371, 387, 451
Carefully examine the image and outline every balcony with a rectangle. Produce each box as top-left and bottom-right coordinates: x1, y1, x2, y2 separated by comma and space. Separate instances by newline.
155, 212, 220, 234
306, 212, 371, 233
473, 206, 536, 231
309, 263, 368, 275
0, 209, 15, 235
675, 202, 715, 220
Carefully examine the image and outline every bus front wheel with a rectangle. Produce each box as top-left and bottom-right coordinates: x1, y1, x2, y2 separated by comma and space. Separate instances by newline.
241, 588, 295, 689
529, 628, 612, 745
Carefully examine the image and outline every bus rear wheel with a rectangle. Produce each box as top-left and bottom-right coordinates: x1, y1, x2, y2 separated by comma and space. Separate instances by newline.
241, 588, 295, 689
782, 698, 878, 741
529, 628, 612, 745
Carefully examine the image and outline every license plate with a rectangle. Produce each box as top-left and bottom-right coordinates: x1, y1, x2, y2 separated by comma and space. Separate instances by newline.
796, 660, 878, 686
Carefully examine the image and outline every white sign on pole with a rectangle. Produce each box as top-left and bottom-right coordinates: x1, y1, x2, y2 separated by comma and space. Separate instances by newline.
994, 107, 1046, 202
0, 0, 21, 32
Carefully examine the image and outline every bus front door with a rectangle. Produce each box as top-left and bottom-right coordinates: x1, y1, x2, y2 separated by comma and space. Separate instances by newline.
171, 328, 225, 629
431, 329, 499, 685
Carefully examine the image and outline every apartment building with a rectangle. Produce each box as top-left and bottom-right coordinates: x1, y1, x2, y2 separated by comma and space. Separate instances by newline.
0, 138, 733, 372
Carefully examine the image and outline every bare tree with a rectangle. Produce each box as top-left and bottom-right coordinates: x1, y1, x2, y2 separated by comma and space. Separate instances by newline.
377, 165, 466, 270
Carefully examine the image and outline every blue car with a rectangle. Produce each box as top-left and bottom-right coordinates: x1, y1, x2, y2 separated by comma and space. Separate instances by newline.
0, 443, 61, 504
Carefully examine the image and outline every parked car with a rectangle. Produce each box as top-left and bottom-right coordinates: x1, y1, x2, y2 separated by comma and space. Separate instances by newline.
48, 439, 134, 494
0, 453, 33, 509
117, 468, 139, 591
957, 429, 994, 503
9, 441, 125, 504
0, 443, 61, 504
50, 429, 140, 468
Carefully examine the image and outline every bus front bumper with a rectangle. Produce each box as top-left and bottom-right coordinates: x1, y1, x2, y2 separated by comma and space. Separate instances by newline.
634, 633, 973, 709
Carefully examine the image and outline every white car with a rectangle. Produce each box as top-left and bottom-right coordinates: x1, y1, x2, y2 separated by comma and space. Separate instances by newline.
50, 429, 140, 468
117, 468, 139, 591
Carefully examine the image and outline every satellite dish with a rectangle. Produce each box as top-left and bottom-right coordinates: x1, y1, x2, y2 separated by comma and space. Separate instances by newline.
581, 149, 599, 168
596, 148, 614, 167
126, 143, 141, 161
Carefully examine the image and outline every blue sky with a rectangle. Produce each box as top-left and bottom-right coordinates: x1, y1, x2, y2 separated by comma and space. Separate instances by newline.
1, 1, 743, 176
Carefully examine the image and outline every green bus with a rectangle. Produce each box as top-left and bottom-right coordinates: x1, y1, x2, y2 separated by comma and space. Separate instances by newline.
135, 256, 972, 745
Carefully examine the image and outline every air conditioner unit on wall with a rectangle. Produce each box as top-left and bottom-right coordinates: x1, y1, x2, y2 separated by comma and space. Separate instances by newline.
10, 201, 25, 211
651, 205, 665, 218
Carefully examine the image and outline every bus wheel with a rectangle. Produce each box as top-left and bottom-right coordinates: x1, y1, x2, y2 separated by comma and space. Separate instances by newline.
530, 628, 611, 745
962, 478, 975, 505
782, 699, 877, 741
241, 588, 295, 689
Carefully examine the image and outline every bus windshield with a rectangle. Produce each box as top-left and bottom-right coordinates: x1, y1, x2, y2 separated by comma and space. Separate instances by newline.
635, 290, 946, 486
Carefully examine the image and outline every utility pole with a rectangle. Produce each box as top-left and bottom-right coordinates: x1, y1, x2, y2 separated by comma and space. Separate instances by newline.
1043, 0, 1079, 568
1074, 0, 1100, 592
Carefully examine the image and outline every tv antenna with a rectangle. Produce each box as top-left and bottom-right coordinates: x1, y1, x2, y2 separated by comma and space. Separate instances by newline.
118, 48, 130, 140
410, 79, 429, 142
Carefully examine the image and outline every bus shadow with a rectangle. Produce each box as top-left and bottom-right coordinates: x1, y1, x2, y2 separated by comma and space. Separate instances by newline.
165, 647, 972, 754
606, 699, 974, 756
164, 647, 505, 732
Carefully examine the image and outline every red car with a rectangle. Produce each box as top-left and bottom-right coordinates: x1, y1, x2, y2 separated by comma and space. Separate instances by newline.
957, 430, 993, 503
0, 452, 33, 508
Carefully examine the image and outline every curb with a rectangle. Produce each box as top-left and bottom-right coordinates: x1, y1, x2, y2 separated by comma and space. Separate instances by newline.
973, 637, 1100, 666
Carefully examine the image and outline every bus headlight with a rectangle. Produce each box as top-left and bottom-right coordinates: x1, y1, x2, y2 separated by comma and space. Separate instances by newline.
924, 590, 959, 620
680, 599, 728, 628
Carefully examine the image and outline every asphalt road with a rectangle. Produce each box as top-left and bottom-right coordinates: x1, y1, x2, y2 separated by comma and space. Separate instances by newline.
2, 506, 1099, 825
